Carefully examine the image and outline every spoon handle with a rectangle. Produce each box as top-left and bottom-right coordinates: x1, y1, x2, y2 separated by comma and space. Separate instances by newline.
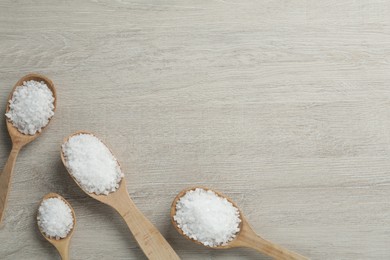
115, 195, 180, 260
57, 244, 70, 260
239, 232, 307, 260
0, 145, 21, 224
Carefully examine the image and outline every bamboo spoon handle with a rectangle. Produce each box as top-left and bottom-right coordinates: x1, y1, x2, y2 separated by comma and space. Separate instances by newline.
0, 144, 21, 224
115, 197, 180, 260
238, 232, 307, 260
55, 243, 70, 260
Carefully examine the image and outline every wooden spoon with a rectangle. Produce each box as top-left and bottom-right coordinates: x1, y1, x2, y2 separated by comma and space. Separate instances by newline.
37, 193, 76, 260
0, 73, 56, 224
171, 187, 307, 260
60, 131, 180, 260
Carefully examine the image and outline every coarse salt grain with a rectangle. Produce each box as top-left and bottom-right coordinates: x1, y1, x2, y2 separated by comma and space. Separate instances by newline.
173, 188, 241, 247
6, 80, 55, 135
62, 133, 124, 195
37, 197, 74, 240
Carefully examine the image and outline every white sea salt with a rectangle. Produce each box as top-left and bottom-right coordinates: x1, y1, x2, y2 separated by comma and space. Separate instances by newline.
5, 80, 55, 135
173, 188, 241, 247
37, 197, 74, 240
62, 133, 124, 195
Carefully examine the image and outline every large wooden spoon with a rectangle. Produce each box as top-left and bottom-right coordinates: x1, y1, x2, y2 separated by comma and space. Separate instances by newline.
171, 187, 307, 260
61, 131, 180, 260
37, 193, 76, 260
0, 73, 56, 224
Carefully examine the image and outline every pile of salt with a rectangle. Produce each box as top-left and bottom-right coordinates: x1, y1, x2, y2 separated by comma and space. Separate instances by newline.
173, 188, 241, 247
37, 198, 74, 240
61, 133, 123, 195
6, 80, 55, 135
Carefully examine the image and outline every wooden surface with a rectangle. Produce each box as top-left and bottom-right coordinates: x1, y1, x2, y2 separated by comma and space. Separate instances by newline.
0, 0, 389, 259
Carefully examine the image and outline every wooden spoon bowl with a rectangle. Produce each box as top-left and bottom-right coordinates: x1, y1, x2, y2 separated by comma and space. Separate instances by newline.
60, 131, 180, 260
170, 186, 244, 249
171, 187, 307, 260
37, 193, 75, 260
5, 73, 57, 145
0, 73, 56, 224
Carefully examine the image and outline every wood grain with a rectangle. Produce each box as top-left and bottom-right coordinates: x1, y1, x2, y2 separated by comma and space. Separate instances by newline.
0, 0, 390, 259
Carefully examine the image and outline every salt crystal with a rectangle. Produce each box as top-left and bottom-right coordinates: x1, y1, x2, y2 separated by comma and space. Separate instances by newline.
173, 188, 241, 247
37, 197, 74, 240
5, 80, 55, 135
61, 133, 124, 195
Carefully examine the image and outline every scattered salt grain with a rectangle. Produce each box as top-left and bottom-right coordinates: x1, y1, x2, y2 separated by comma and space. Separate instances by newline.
5, 80, 55, 135
37, 197, 74, 240
62, 133, 124, 195
173, 188, 241, 247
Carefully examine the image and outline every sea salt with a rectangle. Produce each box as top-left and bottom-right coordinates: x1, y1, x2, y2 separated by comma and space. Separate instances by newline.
62, 133, 124, 195
5, 80, 55, 135
37, 197, 74, 240
173, 188, 241, 247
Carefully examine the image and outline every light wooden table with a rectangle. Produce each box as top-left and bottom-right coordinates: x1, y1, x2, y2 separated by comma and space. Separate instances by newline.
0, 1, 389, 259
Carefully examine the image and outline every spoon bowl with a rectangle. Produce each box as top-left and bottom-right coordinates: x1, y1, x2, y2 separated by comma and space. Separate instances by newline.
171, 187, 307, 260
0, 73, 56, 224
170, 186, 244, 249
37, 193, 75, 260
61, 131, 180, 260
60, 131, 129, 207
5, 73, 57, 145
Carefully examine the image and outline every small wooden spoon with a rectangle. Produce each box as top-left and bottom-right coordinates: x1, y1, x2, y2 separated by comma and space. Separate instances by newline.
37, 193, 76, 260
61, 131, 180, 260
171, 187, 307, 260
0, 73, 56, 224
